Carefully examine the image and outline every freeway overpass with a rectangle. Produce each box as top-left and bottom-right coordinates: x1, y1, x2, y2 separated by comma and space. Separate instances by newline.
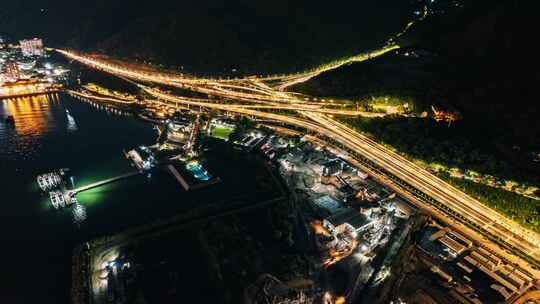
143, 87, 540, 264
56, 45, 399, 90
59, 48, 540, 267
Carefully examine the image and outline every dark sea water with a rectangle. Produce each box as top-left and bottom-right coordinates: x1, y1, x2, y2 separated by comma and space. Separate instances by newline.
0, 93, 273, 303
0, 94, 156, 303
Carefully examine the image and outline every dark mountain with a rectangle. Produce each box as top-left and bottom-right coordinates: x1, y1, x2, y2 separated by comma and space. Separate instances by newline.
1, 0, 414, 75
293, 0, 539, 150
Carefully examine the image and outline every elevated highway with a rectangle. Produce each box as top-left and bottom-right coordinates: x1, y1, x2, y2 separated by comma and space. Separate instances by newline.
56, 45, 398, 90
59, 46, 540, 267
144, 88, 540, 263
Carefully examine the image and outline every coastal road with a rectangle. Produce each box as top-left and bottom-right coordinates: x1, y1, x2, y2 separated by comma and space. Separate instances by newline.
144, 87, 540, 262
301, 112, 540, 258
58, 48, 540, 265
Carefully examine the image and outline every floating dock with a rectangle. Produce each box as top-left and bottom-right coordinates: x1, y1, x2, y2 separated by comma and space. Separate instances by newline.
36, 168, 140, 210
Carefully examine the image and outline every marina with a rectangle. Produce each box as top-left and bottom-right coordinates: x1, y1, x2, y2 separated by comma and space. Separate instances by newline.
37, 166, 141, 209
1, 93, 276, 303
36, 169, 65, 191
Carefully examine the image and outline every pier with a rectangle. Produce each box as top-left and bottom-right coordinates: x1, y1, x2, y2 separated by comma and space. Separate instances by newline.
70, 172, 141, 195
40, 171, 142, 209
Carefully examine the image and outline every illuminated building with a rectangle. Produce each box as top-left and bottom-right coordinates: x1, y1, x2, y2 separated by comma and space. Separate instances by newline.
17, 59, 36, 71
126, 146, 155, 171
0, 80, 61, 98
321, 159, 343, 177
431, 105, 462, 125
4, 61, 20, 81
165, 116, 199, 152
19, 38, 44, 56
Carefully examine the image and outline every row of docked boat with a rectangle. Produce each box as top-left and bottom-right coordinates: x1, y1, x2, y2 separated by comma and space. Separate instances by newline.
36, 169, 72, 209
49, 190, 66, 209
37, 172, 62, 191
36, 169, 68, 191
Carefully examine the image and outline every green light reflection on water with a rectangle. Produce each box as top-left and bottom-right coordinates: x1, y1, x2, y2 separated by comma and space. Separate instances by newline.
76, 188, 107, 207
72, 175, 107, 207
39, 196, 54, 212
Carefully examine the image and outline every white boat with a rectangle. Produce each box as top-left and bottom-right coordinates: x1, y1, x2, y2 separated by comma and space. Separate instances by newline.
49, 190, 65, 209
36, 171, 63, 191
49, 191, 59, 209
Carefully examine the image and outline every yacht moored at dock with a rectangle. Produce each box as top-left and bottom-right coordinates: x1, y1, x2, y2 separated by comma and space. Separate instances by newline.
36, 169, 68, 191
49, 190, 66, 209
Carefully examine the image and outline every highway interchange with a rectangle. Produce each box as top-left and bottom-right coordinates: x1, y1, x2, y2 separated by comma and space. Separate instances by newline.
57, 45, 540, 269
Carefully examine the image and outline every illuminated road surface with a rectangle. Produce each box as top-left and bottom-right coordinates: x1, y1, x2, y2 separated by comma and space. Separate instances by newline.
144, 87, 540, 261
301, 112, 540, 258
59, 47, 540, 264
57, 45, 398, 90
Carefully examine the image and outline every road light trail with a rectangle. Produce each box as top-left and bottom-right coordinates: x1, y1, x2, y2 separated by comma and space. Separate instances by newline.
56, 45, 399, 90
272, 44, 400, 90
154, 80, 540, 251
301, 112, 540, 254
143, 87, 540, 260
59, 47, 540, 265
143, 87, 371, 116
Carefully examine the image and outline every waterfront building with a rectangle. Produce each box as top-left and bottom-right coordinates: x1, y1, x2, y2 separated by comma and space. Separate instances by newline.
19, 38, 44, 57
17, 59, 36, 71
126, 146, 155, 171
165, 117, 198, 152
3, 61, 20, 81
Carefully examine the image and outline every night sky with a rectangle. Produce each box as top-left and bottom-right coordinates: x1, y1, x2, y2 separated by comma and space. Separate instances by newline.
2, 0, 416, 75
1, 0, 412, 46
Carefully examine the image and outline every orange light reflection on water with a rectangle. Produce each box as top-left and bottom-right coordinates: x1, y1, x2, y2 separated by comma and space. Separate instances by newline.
2, 93, 59, 137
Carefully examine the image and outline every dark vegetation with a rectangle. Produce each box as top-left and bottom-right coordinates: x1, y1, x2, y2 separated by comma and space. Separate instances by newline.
229, 116, 256, 142
2, 0, 414, 75
439, 172, 540, 233
340, 116, 539, 185
203, 200, 313, 303
292, 50, 443, 112
296, 0, 539, 183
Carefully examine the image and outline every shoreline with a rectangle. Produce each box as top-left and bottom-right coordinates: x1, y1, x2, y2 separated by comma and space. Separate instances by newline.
71, 154, 288, 304
0, 89, 62, 100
